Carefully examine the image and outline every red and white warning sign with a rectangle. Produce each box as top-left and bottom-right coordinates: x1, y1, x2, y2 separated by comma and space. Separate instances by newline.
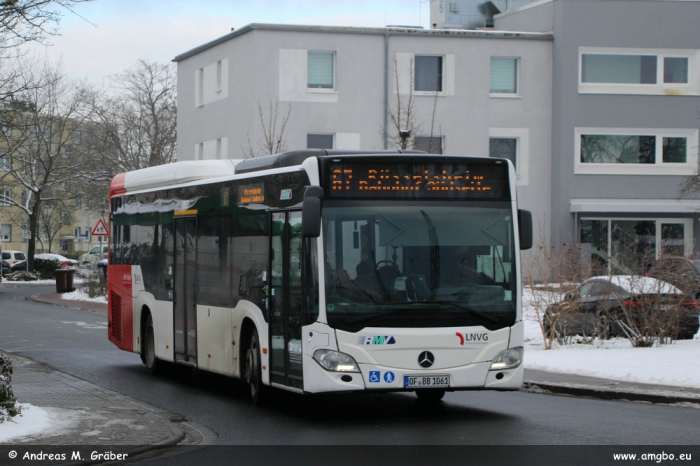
92, 219, 108, 236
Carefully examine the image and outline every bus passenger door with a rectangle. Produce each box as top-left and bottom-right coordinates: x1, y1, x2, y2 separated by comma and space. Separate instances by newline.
269, 211, 303, 390
174, 216, 197, 365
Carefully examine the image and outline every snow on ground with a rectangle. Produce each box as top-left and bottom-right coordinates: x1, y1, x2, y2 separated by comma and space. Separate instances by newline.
523, 287, 700, 388
0, 404, 77, 443
60, 289, 107, 304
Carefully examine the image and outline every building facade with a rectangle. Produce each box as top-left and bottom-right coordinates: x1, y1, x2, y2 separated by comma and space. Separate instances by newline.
497, 0, 700, 271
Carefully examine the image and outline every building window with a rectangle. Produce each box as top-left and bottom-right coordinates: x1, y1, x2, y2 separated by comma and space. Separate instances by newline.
0, 154, 10, 171
308, 51, 334, 90
0, 223, 10, 242
1, 188, 11, 206
580, 218, 691, 274
20, 190, 26, 206
75, 196, 81, 209
60, 212, 70, 224
414, 55, 443, 93
74, 130, 81, 145
575, 128, 698, 175
85, 227, 90, 241
413, 136, 443, 154
307, 133, 334, 149
75, 227, 81, 237
490, 57, 518, 95
60, 146, 71, 158
664, 57, 688, 84
579, 47, 699, 95
582, 54, 657, 84
490, 137, 517, 170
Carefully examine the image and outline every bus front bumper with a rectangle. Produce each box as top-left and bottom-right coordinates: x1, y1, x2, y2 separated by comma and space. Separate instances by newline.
301, 355, 523, 394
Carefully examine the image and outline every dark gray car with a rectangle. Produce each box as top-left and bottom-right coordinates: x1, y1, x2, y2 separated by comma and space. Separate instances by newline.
545, 275, 699, 340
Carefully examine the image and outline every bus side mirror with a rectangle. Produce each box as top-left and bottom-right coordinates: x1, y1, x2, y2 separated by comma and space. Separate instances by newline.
302, 186, 324, 238
518, 209, 533, 250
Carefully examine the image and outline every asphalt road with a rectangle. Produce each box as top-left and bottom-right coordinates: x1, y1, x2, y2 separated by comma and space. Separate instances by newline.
1, 283, 699, 462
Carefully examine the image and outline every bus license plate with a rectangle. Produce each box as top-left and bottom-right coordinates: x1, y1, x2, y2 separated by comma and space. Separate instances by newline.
404, 375, 450, 388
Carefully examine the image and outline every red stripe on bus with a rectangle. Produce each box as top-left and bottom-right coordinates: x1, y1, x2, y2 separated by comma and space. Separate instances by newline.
110, 172, 127, 197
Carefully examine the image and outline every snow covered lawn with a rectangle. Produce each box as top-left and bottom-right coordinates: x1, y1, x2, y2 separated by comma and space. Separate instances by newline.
523, 287, 700, 388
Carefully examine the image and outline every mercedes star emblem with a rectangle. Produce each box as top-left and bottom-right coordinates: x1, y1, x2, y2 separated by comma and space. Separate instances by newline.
418, 351, 434, 368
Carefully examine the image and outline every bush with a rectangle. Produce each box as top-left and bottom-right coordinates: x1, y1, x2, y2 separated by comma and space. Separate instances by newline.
33, 257, 62, 279
0, 354, 20, 423
82, 271, 107, 299
60, 251, 82, 261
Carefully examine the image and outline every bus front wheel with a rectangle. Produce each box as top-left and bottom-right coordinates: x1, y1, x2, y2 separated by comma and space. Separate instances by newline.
144, 315, 162, 374
245, 329, 265, 405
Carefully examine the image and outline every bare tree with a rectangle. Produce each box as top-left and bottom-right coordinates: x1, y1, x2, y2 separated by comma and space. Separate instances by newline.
243, 100, 292, 158
0, 57, 95, 269
0, 0, 92, 103
36, 196, 70, 252
89, 59, 177, 173
0, 0, 92, 50
382, 54, 441, 153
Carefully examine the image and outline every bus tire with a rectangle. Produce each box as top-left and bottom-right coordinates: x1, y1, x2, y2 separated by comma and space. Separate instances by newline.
245, 328, 265, 405
415, 389, 446, 402
144, 314, 162, 375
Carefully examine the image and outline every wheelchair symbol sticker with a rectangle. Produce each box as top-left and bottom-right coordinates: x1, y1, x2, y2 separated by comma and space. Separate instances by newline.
383, 371, 395, 383
369, 371, 380, 383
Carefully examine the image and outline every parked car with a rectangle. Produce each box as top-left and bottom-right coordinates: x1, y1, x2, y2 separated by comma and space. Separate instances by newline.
646, 256, 700, 300
1, 259, 9, 276
545, 275, 699, 340
80, 245, 108, 268
10, 260, 28, 272
35, 253, 78, 267
1, 250, 26, 266
97, 258, 108, 278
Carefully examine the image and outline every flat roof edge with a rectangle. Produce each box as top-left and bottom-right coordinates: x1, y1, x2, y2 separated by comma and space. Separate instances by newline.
172, 23, 552, 62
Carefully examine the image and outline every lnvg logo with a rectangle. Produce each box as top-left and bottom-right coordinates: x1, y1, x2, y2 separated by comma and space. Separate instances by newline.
455, 332, 489, 345
357, 335, 397, 345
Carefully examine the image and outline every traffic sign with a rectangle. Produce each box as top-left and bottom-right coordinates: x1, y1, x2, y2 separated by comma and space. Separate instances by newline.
92, 219, 108, 236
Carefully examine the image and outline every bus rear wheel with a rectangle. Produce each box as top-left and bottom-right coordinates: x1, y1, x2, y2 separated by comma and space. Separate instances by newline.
415, 389, 446, 402
144, 315, 162, 374
245, 329, 265, 405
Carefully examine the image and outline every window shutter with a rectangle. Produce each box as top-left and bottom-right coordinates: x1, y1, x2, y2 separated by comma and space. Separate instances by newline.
308, 52, 334, 89
490, 58, 517, 94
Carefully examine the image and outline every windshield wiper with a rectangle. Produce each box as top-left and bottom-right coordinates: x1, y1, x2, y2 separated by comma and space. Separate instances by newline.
425, 301, 499, 323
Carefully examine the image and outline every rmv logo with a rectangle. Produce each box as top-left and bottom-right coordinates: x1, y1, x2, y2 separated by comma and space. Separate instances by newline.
357, 335, 397, 345
455, 332, 489, 345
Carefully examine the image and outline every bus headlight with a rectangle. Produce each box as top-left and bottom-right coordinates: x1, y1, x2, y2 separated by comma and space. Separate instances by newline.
313, 349, 360, 372
489, 347, 524, 371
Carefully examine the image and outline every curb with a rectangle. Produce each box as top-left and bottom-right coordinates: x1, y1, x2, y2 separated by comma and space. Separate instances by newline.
27, 294, 107, 314
523, 380, 700, 405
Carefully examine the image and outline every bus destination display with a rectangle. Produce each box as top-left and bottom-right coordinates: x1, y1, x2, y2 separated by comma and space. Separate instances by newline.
326, 160, 510, 200
238, 182, 265, 205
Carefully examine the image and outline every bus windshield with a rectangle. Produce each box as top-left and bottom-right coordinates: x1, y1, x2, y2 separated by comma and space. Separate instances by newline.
322, 202, 517, 332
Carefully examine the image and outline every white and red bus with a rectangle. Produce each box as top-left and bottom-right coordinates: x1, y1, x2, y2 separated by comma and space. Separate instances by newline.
107, 150, 532, 403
